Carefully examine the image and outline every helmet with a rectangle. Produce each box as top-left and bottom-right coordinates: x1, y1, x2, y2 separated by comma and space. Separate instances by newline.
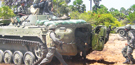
48, 24, 57, 30
125, 24, 131, 30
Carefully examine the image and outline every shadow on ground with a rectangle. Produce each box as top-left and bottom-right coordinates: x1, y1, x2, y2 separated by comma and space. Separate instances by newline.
47, 57, 116, 65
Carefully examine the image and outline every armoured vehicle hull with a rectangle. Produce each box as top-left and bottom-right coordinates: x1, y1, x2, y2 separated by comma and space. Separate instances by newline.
0, 15, 107, 65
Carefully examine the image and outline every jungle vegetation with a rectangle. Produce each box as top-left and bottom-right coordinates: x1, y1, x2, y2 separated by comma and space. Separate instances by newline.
69, 0, 135, 27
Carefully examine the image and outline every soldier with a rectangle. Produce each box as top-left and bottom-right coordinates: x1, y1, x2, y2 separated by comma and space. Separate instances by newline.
105, 25, 112, 43
122, 24, 135, 64
33, 0, 53, 15
47, 0, 53, 11
75, 28, 88, 63
34, 24, 68, 65
11, 1, 27, 24
17, 1, 27, 17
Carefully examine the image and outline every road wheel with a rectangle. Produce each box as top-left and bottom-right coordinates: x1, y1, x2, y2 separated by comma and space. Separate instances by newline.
118, 29, 126, 37
34, 45, 43, 59
13, 51, 23, 65
0, 50, 4, 63
4, 50, 13, 63
24, 51, 35, 65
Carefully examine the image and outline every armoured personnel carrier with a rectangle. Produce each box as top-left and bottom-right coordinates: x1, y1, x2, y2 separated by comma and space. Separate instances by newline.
0, 0, 108, 65
0, 14, 108, 65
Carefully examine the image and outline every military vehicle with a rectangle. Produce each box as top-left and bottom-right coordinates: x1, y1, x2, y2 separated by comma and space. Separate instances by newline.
114, 25, 135, 37
0, 14, 108, 65
0, 0, 108, 65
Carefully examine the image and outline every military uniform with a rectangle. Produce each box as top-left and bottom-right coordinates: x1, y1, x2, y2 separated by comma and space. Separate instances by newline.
75, 29, 87, 61
34, 24, 67, 65
33, 0, 52, 15
12, 1, 27, 24
105, 25, 112, 43
18, 5, 26, 15
122, 24, 135, 64
13, 1, 26, 17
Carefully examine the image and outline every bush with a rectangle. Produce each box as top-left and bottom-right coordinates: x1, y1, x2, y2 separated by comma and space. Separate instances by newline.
70, 11, 121, 28
0, 6, 15, 19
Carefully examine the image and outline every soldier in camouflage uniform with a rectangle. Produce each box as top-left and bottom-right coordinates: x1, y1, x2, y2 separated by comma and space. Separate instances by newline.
75, 29, 86, 59
34, 24, 68, 65
47, 0, 53, 11
11, 1, 26, 24
122, 24, 135, 64
105, 25, 112, 43
33, 0, 53, 15
17, 1, 27, 17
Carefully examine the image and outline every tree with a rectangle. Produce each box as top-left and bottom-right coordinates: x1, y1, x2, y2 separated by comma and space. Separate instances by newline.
126, 8, 132, 15
109, 8, 116, 12
0, 5, 15, 19
53, 0, 71, 17
96, 5, 108, 14
0, 5, 15, 24
69, 11, 80, 19
127, 11, 135, 24
120, 7, 126, 14
93, 0, 101, 11
70, 0, 86, 13
70, 11, 121, 27
109, 8, 122, 20
130, 4, 135, 12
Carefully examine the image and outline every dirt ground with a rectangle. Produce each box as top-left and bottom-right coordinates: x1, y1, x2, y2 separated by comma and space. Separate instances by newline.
86, 34, 129, 65
0, 34, 133, 65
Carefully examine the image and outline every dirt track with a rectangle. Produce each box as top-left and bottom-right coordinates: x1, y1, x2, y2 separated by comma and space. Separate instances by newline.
0, 34, 133, 65
87, 34, 128, 65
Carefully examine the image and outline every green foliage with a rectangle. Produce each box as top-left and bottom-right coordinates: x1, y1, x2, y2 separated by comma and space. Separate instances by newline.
109, 7, 127, 21
70, 11, 121, 27
69, 11, 80, 19
70, 0, 86, 13
127, 11, 135, 24
120, 7, 126, 14
93, 5, 109, 14
97, 5, 109, 14
109, 8, 120, 19
0, 5, 15, 19
93, 13, 121, 27
53, 0, 70, 16
120, 18, 130, 25
73, 0, 83, 5
130, 4, 135, 12
79, 11, 92, 23
126, 4, 135, 24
